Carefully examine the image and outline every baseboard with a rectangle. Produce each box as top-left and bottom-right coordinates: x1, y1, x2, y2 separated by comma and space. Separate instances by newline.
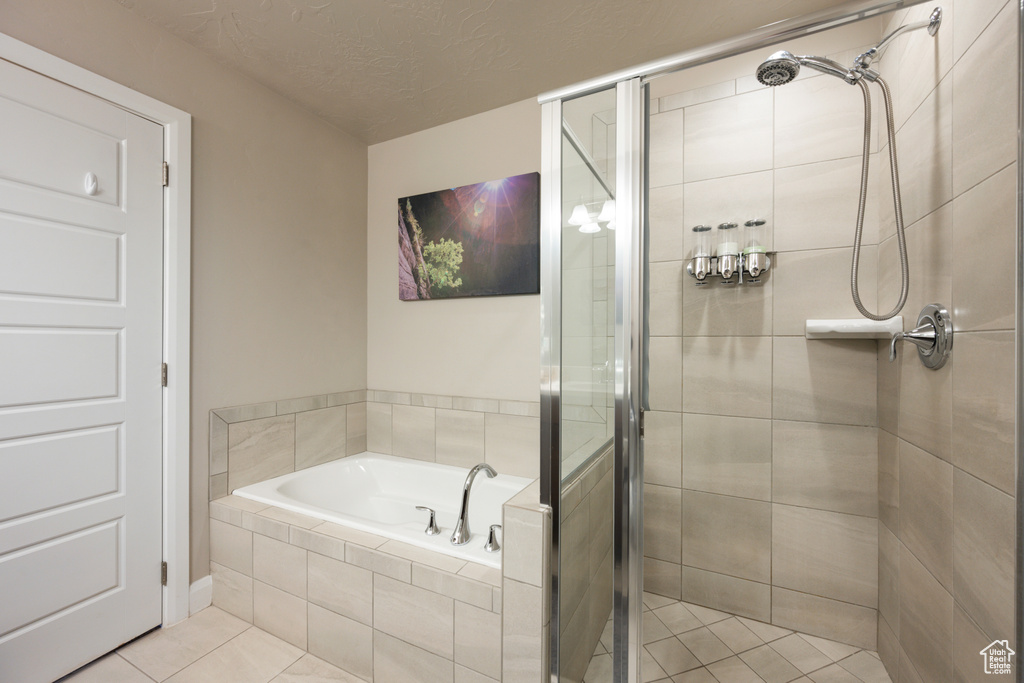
189, 575, 213, 615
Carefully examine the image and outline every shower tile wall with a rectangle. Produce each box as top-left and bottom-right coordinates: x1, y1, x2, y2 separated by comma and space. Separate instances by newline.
645, 32, 888, 649
874, 3, 1018, 682
643, 0, 1019, 673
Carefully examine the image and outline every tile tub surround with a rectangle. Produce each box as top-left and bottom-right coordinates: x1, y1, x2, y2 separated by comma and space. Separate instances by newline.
558, 448, 614, 683
208, 478, 550, 683
645, 28, 883, 649
62, 606, 364, 683
364, 390, 541, 480
503, 480, 552, 683
873, 4, 1020, 682
209, 494, 506, 682
209, 390, 368, 501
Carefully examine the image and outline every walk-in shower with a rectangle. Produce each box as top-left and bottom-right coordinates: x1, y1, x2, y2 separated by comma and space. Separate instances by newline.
540, 0, 1021, 681
755, 7, 941, 322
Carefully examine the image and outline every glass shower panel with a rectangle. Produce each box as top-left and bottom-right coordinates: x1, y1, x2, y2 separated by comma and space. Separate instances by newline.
558, 87, 617, 683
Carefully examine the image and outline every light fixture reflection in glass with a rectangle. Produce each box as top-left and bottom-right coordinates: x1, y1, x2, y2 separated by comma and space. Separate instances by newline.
568, 204, 592, 226
579, 221, 601, 234
605, 221, 616, 230
597, 200, 615, 223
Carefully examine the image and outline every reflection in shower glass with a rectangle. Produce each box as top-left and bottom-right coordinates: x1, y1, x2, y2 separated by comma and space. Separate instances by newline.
558, 87, 616, 683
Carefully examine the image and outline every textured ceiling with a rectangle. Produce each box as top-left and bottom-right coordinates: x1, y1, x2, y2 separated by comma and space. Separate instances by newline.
114, 0, 854, 143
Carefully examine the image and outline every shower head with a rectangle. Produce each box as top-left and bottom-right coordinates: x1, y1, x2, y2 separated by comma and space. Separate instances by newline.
755, 51, 855, 86
756, 51, 800, 86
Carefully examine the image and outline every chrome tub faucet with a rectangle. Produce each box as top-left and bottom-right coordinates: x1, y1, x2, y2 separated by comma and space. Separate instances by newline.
451, 463, 496, 545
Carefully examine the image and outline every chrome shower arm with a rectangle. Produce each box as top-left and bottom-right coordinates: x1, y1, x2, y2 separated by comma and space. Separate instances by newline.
856, 7, 942, 69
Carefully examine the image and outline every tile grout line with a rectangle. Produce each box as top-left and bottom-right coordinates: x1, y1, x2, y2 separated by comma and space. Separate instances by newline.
151, 623, 255, 682
113, 652, 158, 683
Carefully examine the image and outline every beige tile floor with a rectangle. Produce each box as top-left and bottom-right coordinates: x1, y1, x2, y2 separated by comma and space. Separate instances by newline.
584, 593, 893, 683
57, 597, 892, 683
58, 606, 362, 683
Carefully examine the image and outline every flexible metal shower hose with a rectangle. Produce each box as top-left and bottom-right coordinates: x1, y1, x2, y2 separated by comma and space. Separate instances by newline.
851, 75, 908, 321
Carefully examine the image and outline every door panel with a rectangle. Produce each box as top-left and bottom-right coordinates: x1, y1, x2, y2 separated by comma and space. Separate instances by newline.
0, 328, 120, 407
0, 426, 120, 522
0, 522, 120, 637
0, 213, 121, 301
0, 58, 164, 683
0, 85, 122, 208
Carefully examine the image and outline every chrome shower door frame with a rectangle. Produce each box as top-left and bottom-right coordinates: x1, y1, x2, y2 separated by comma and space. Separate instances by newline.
538, 96, 561, 681
539, 77, 647, 682
1015, 0, 1024, 680
612, 78, 645, 683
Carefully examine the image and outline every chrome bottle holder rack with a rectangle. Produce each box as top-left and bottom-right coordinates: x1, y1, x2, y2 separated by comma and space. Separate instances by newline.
686, 251, 775, 285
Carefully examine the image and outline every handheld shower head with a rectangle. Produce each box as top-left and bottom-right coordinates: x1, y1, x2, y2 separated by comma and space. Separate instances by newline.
756, 51, 800, 86
755, 51, 856, 85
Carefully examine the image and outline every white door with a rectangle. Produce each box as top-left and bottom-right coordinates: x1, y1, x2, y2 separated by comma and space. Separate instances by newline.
0, 59, 165, 683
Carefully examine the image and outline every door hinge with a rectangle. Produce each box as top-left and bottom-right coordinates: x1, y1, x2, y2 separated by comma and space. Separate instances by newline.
162, 161, 169, 187
161, 362, 168, 387
639, 408, 645, 438
161, 561, 168, 586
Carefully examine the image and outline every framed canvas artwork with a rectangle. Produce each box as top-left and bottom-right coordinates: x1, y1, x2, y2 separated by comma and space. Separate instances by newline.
398, 172, 540, 300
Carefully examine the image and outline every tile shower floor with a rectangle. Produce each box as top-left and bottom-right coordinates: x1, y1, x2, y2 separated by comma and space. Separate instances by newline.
58, 606, 362, 683
584, 593, 893, 683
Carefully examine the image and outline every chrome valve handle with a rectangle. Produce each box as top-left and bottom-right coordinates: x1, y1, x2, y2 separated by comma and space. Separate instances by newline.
484, 524, 501, 553
889, 325, 936, 361
415, 506, 441, 536
888, 304, 952, 370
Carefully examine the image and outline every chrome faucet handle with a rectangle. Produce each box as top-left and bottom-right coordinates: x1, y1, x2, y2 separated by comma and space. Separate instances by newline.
415, 506, 441, 536
484, 524, 501, 553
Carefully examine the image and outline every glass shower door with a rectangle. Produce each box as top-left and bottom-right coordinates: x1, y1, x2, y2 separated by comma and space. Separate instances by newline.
558, 87, 617, 683
541, 79, 645, 683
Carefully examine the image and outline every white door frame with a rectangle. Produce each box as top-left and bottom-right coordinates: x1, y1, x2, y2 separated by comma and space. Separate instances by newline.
0, 33, 192, 626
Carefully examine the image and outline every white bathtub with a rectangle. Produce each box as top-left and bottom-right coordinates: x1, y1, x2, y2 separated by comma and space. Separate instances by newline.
232, 453, 532, 568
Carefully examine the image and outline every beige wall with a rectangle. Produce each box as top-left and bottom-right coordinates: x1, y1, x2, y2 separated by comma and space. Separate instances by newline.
366, 99, 541, 402
2, 0, 369, 582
